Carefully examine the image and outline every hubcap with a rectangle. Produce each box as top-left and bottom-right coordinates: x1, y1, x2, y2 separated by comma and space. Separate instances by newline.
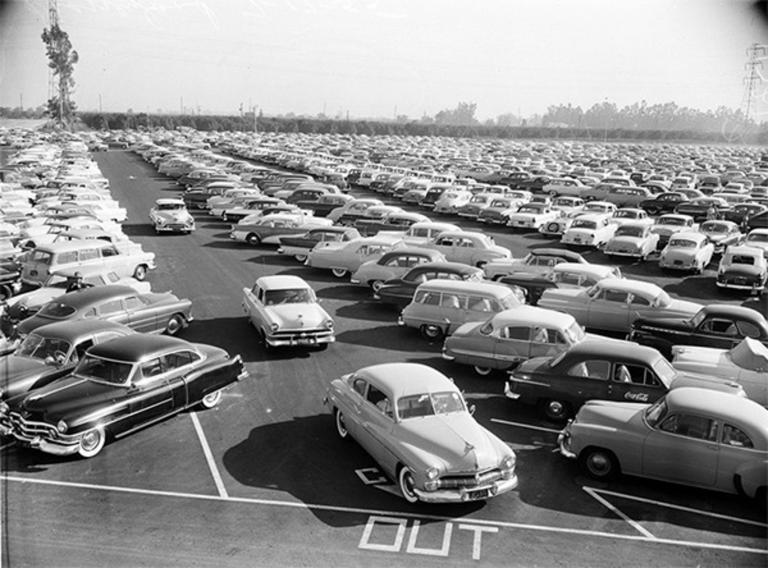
588, 454, 610, 475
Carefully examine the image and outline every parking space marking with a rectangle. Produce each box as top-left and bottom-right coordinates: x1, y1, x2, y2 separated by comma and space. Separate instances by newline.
491, 418, 561, 435
0, 441, 15, 452
189, 412, 228, 498
589, 487, 768, 529
3, 474, 766, 556
584, 486, 656, 539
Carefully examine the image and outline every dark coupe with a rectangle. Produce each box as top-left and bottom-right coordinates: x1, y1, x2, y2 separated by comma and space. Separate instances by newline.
0, 334, 248, 458
373, 261, 484, 307
628, 304, 768, 359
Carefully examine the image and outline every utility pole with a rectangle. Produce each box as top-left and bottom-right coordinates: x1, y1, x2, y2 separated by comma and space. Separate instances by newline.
742, 43, 768, 125
98, 94, 102, 113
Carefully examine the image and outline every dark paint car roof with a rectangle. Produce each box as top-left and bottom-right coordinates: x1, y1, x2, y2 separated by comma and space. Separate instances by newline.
528, 248, 587, 262
403, 261, 481, 276
698, 304, 768, 324
87, 334, 197, 362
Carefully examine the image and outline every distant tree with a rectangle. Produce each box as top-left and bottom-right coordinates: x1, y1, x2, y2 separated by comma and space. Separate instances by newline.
41, 22, 79, 127
434, 101, 478, 126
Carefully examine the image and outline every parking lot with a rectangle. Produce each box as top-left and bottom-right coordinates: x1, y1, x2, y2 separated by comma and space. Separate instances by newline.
1, 149, 766, 567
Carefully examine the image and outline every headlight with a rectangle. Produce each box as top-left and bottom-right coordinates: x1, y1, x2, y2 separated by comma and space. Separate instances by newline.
501, 455, 516, 470
270, 322, 279, 332
324, 319, 334, 329
426, 467, 440, 480
57, 419, 68, 433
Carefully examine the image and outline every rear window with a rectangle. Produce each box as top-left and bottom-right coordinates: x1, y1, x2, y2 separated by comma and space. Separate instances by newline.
729, 254, 755, 265
37, 301, 77, 319
29, 250, 53, 264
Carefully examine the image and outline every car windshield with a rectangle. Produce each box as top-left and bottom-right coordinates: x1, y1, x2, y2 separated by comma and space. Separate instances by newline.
16, 333, 71, 362
264, 288, 312, 305
585, 204, 608, 212
36, 301, 77, 319
651, 357, 676, 387
517, 206, 539, 213
563, 321, 585, 343
658, 217, 685, 226
668, 238, 696, 248
571, 219, 597, 229
614, 210, 636, 218
396, 391, 466, 419
74, 354, 134, 385
615, 226, 645, 237
644, 398, 668, 428
728, 254, 755, 265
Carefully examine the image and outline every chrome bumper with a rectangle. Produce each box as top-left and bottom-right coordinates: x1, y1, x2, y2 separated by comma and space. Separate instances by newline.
414, 475, 518, 503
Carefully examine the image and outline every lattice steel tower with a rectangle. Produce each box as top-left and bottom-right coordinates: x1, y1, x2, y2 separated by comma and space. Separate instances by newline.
742, 43, 768, 124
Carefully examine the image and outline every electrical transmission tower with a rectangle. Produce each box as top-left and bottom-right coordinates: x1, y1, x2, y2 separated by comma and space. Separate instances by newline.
742, 43, 768, 124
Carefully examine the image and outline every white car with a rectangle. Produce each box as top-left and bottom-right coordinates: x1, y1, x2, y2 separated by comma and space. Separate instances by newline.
506, 203, 560, 230
743, 228, 768, 258
560, 214, 617, 248
658, 231, 715, 273
433, 189, 473, 214
539, 201, 616, 236
650, 214, 697, 248
603, 223, 659, 260
149, 198, 195, 233
242, 275, 334, 349
550, 196, 585, 215
671, 338, 768, 407
306, 234, 404, 278
609, 208, 652, 227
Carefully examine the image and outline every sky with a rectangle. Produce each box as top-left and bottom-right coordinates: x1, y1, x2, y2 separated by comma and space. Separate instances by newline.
0, 0, 766, 121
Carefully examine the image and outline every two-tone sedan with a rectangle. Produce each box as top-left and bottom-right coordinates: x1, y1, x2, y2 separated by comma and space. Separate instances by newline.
229, 213, 332, 246
242, 275, 334, 349
483, 248, 587, 281
306, 234, 404, 278
560, 214, 617, 248
658, 232, 714, 273
698, 220, 743, 254
15, 285, 193, 338
505, 340, 743, 421
505, 203, 560, 230
350, 248, 445, 292
498, 263, 622, 306
276, 226, 361, 263
442, 306, 593, 376
149, 198, 196, 234
602, 223, 659, 260
0, 334, 248, 458
538, 278, 702, 334
558, 388, 767, 505
324, 363, 518, 503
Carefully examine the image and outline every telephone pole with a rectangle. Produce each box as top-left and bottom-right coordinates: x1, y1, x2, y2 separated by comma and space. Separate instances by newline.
742, 43, 768, 124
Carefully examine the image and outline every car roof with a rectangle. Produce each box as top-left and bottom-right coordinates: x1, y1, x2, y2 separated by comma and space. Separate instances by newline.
560, 338, 662, 362
256, 275, 311, 290
155, 198, 185, 205
669, 231, 706, 242
28, 319, 133, 340
553, 262, 616, 275
31, 239, 115, 253
50, 285, 140, 306
699, 304, 768, 322
724, 245, 763, 256
406, 261, 480, 274
86, 334, 195, 363
666, 388, 768, 441
415, 278, 516, 296
381, 247, 441, 258
356, 363, 456, 399
529, 248, 586, 261
595, 278, 660, 294
491, 306, 575, 327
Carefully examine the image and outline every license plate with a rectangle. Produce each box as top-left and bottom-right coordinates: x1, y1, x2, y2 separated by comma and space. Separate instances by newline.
574, 238, 581, 243
466, 488, 490, 500
735, 278, 746, 284
674, 260, 682, 265
296, 338, 315, 345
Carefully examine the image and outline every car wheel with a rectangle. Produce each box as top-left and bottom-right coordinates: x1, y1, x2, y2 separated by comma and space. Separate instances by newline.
473, 365, 493, 376
200, 389, 223, 409
78, 426, 106, 458
579, 447, 620, 481
334, 408, 349, 440
133, 264, 148, 281
165, 314, 185, 336
545, 221, 560, 234
294, 254, 308, 263
397, 465, 419, 503
370, 280, 385, 293
420, 324, 444, 341
331, 268, 348, 278
247, 233, 261, 246
0, 285, 11, 300
541, 398, 571, 422
475, 260, 487, 269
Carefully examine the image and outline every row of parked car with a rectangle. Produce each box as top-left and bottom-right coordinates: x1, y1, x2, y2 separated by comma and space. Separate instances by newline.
0, 136, 249, 460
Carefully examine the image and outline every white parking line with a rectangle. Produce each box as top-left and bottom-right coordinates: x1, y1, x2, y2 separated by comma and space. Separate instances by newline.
589, 487, 768, 529
491, 418, 561, 434
0, 441, 15, 452
2, 475, 765, 555
584, 486, 656, 539
189, 412, 228, 498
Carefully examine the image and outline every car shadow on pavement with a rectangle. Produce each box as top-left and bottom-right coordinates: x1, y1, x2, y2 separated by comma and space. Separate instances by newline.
662, 275, 724, 301
334, 302, 398, 322
121, 223, 158, 238
201, 240, 248, 250
222, 414, 484, 528
334, 326, 440, 351
316, 285, 372, 302
0, 443, 77, 473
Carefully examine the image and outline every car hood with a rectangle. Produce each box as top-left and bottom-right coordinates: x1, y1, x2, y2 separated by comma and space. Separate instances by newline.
17, 375, 124, 423
672, 346, 728, 370
1, 356, 52, 396
395, 413, 504, 471
575, 399, 644, 427
268, 304, 328, 328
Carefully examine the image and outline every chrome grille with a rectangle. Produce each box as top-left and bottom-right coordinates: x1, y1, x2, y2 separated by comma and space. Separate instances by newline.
437, 468, 504, 489
8, 412, 57, 438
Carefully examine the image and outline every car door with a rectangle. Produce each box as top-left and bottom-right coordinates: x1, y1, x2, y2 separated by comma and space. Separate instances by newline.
606, 362, 664, 404
94, 298, 130, 326
529, 326, 569, 358
558, 358, 612, 406
123, 295, 158, 333
641, 413, 719, 486
163, 350, 203, 409
127, 356, 177, 431
495, 325, 532, 364
243, 284, 264, 327
586, 287, 631, 331
359, 384, 397, 473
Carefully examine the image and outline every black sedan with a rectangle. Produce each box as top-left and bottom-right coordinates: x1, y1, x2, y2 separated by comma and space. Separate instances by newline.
673, 197, 731, 222
373, 261, 484, 307
628, 304, 768, 358
723, 203, 768, 226
15, 285, 193, 338
639, 192, 689, 215
0, 334, 248, 458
